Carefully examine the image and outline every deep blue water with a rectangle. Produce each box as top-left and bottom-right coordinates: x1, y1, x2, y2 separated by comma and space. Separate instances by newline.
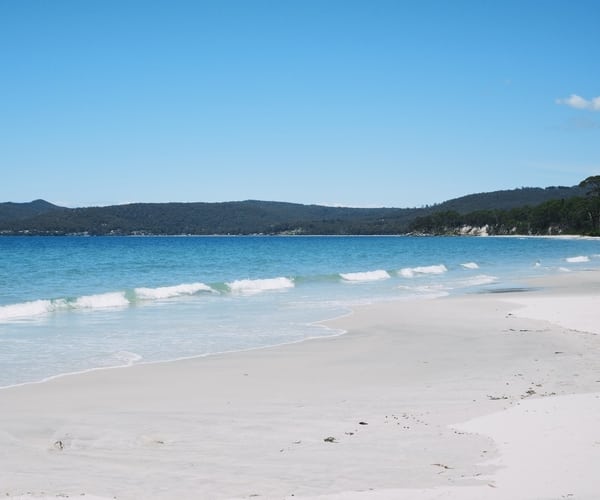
1, 235, 599, 387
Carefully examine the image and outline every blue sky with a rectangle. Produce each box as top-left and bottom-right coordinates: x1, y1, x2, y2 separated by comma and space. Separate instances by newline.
1, 0, 599, 208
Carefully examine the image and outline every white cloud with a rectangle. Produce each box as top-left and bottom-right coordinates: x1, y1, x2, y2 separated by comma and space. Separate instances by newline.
557, 94, 600, 111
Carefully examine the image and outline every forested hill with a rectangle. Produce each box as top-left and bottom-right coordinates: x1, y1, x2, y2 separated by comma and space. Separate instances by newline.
430, 185, 586, 213
0, 185, 588, 235
409, 181, 600, 236
0, 199, 66, 224
0, 200, 416, 235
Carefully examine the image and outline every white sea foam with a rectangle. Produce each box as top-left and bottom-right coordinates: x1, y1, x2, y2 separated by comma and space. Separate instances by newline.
73, 292, 130, 309
340, 270, 390, 282
135, 282, 214, 300
227, 277, 295, 295
413, 284, 450, 298
458, 274, 499, 287
113, 351, 143, 366
461, 262, 479, 269
566, 255, 590, 263
399, 264, 448, 278
0, 299, 56, 322
0, 293, 129, 322
559, 267, 571, 272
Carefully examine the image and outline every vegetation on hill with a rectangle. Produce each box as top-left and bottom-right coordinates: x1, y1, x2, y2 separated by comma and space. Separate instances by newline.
0, 199, 65, 224
427, 185, 585, 213
409, 177, 600, 236
0, 183, 593, 236
0, 201, 416, 235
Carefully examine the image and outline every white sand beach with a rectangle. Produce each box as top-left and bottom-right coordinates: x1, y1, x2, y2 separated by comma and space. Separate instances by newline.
2, 271, 600, 499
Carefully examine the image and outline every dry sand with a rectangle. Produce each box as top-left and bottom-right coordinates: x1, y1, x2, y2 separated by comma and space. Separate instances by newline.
1, 271, 600, 499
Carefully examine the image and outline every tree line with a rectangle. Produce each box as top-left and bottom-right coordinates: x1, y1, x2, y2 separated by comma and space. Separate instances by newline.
408, 176, 600, 236
0, 181, 596, 236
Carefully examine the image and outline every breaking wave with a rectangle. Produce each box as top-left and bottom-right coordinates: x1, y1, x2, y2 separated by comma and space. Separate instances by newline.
0, 299, 61, 321
0, 276, 299, 322
226, 277, 295, 294
73, 292, 129, 309
461, 262, 479, 269
399, 264, 448, 278
566, 255, 589, 263
135, 282, 215, 300
0, 283, 214, 323
0, 292, 129, 322
340, 270, 390, 282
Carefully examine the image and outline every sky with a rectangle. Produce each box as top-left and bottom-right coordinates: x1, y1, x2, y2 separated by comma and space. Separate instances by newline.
1, 0, 599, 208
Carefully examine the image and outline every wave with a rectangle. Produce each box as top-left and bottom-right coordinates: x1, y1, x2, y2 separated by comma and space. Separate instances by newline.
340, 270, 390, 282
399, 264, 448, 278
566, 255, 589, 263
0, 277, 295, 322
226, 277, 295, 294
73, 291, 129, 309
0, 299, 60, 321
461, 262, 479, 269
0, 283, 213, 323
0, 292, 128, 322
135, 282, 215, 300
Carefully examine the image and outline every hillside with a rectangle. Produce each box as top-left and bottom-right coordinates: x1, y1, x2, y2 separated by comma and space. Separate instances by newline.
0, 201, 415, 235
409, 182, 599, 236
0, 185, 588, 236
0, 199, 65, 224
430, 185, 585, 213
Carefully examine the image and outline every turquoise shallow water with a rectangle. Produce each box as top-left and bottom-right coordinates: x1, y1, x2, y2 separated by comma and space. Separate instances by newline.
1, 235, 599, 387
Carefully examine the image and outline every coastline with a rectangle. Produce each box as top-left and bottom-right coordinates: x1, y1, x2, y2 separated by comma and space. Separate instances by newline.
1, 271, 600, 499
0, 309, 350, 392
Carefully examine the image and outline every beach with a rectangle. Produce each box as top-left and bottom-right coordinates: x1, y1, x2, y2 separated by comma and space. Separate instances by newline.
2, 270, 600, 499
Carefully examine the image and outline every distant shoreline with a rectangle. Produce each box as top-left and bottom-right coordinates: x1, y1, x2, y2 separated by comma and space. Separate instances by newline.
2, 184, 596, 236
1, 233, 598, 239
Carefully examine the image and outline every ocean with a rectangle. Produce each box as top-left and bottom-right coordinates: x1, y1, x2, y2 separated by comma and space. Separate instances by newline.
1, 235, 599, 388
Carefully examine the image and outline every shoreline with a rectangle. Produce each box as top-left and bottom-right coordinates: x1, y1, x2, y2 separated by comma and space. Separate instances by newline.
1, 271, 600, 499
0, 290, 462, 391
0, 285, 460, 390
0, 299, 356, 391
0, 318, 350, 393
2, 232, 600, 238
